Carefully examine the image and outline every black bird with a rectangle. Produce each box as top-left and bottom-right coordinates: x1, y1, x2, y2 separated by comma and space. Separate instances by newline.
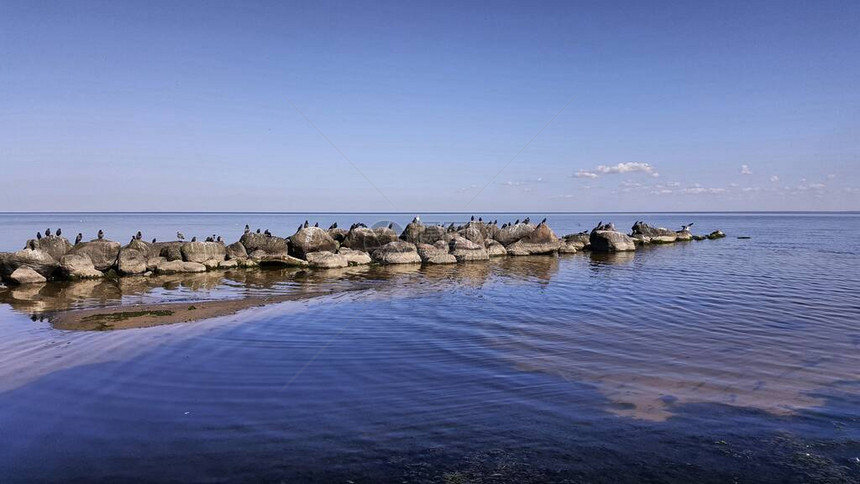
478, 217, 482, 222
244, 224, 251, 233
75, 233, 82, 245
329, 222, 338, 229
152, 238, 157, 243
36, 232, 42, 240
264, 229, 271, 237
177, 232, 185, 240
131, 236, 136, 242
45, 228, 51, 237
412, 216, 420, 224
597, 221, 603, 229
191, 236, 197, 242
297, 224, 303, 232
523, 217, 530, 224
540, 218, 547, 225
514, 219, 520, 225
256, 228, 261, 234
56, 228, 62, 236
205, 236, 213, 242
98, 229, 104, 240
28, 240, 37, 250
388, 222, 394, 229
471, 215, 475, 221
136, 231, 142, 240
314, 222, 319, 227
303, 220, 309, 228
216, 236, 222, 242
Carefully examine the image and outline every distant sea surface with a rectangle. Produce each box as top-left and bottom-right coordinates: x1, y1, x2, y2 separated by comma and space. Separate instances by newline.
1, 212, 859, 482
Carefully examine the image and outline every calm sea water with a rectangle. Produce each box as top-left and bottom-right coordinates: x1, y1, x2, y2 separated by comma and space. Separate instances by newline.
0, 213, 859, 482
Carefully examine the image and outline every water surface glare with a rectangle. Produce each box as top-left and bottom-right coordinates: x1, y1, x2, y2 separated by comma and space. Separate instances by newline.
1, 213, 859, 482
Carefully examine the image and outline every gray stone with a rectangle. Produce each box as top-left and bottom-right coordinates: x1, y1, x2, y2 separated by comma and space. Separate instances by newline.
589, 229, 636, 252
485, 240, 507, 257
181, 241, 227, 263
0, 248, 59, 280
343, 227, 399, 252
240, 232, 289, 256
306, 251, 349, 269
337, 248, 371, 266
27, 236, 73, 261
290, 227, 338, 259
225, 242, 248, 260
59, 253, 104, 279
9, 267, 46, 285
494, 223, 536, 246
69, 240, 121, 271
254, 254, 309, 267
449, 235, 489, 262
417, 243, 457, 264
371, 241, 421, 264
155, 260, 208, 274
707, 230, 726, 240
504, 223, 561, 256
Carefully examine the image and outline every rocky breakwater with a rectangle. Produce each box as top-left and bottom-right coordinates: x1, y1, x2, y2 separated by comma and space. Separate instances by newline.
0, 218, 726, 285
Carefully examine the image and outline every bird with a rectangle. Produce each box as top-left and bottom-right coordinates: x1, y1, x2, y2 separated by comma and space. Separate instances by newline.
136, 231, 142, 240
191, 236, 197, 242
471, 215, 475, 221
177, 232, 185, 240
514, 219, 520, 225
314, 222, 319, 227
413, 216, 421, 223
478, 217, 483, 222
597, 221, 603, 229
523, 217, 530, 224
540, 218, 547, 225
256, 228, 261, 234
98, 229, 104, 240
45, 228, 51, 237
388, 222, 394, 229
28, 240, 37, 250
56, 228, 62, 237
36, 232, 42, 240
205, 236, 213, 242
244, 224, 251, 234
216, 236, 222, 242
681, 222, 694, 231
130, 236, 136, 242
297, 224, 303, 232
152, 238, 157, 243
75, 233, 82, 245
329, 222, 338, 229
303, 220, 309, 228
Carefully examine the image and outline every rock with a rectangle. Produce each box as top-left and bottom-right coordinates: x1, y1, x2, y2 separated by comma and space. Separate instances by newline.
675, 229, 693, 241
151, 241, 184, 261
306, 251, 349, 269
504, 223, 561, 256
371, 241, 421, 264
494, 223, 536, 246
630, 222, 677, 244
202, 259, 221, 270
59, 254, 104, 279
225, 242, 248, 260
707, 230, 726, 240
240, 232, 289, 256
9, 267, 46, 285
290, 227, 338, 259
117, 244, 148, 275
485, 240, 507, 257
0, 248, 59, 280
181, 241, 227, 263
328, 227, 348, 243
69, 240, 121, 271
401, 222, 448, 245
589, 229, 636, 252
692, 235, 707, 241
27, 236, 73, 261
342, 226, 399, 252
236, 258, 259, 268
146, 257, 166, 271
458, 225, 485, 246
559, 233, 589, 253
254, 254, 309, 267
449, 235, 489, 262
417, 243, 457, 264
219, 259, 239, 269
155, 260, 207, 274
337, 248, 371, 266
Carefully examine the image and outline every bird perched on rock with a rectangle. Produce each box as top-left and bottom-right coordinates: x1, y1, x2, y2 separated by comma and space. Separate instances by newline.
75, 233, 83, 245
329, 222, 338, 230
523, 217, 530, 224
478, 217, 483, 222
256, 228, 261, 234
264, 229, 271, 237
191, 236, 197, 242
514, 219, 520, 225
36, 232, 42, 240
45, 228, 51, 237
130, 236, 136, 242
177, 232, 185, 240
216, 236, 222, 242
412, 216, 420, 223
388, 222, 394, 229
152, 238, 157, 243
56, 228, 62, 237
314, 222, 319, 227
244, 224, 251, 234
98, 230, 104, 240
205, 236, 213, 242
540, 218, 547, 225
470, 215, 475, 221
297, 224, 303, 232
303, 220, 309, 228
28, 240, 37, 250
136, 231, 142, 240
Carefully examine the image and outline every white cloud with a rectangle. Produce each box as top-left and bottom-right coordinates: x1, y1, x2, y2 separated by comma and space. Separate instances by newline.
682, 186, 727, 195
770, 175, 779, 183
574, 162, 658, 179
573, 170, 598, 179
550, 194, 576, 199
740, 165, 752, 175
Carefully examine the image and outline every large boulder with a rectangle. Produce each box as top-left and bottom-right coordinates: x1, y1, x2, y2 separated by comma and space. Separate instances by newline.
371, 241, 421, 264
225, 242, 248, 260
181, 241, 227, 263
27, 236, 73, 261
59, 253, 104, 279
494, 223, 536, 246
290, 227, 338, 259
328, 227, 348, 243
342, 226, 399, 252
117, 239, 153, 275
675, 229, 693, 242
449, 235, 489, 262
630, 221, 678, 244
337, 248, 371, 265
417, 243, 457, 264
0, 248, 59, 280
69, 240, 121, 271
505, 223, 561, 256
400, 222, 449, 246
251, 252, 309, 267
589, 226, 636, 252
240, 232, 289, 256
150, 241, 183, 261
306, 251, 349, 269
458, 225, 485, 246
8, 267, 46, 285
485, 240, 507, 257
559, 232, 589, 253
155, 260, 208, 274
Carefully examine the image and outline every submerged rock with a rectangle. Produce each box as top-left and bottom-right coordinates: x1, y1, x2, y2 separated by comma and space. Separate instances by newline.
252, 253, 309, 268
9, 266, 46, 285
290, 227, 338, 259
371, 241, 421, 264
306, 251, 349, 269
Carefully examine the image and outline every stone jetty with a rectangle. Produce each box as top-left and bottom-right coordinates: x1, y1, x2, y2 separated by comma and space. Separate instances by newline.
0, 219, 725, 285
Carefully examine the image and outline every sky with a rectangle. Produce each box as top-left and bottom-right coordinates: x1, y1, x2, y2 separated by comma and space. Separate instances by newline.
1, 0, 858, 212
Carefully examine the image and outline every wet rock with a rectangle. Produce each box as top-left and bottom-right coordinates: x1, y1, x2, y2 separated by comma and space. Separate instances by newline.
59, 253, 104, 279
240, 232, 289, 256
290, 227, 338, 259
417, 243, 457, 264
485, 240, 507, 257
449, 235, 489, 262
201, 259, 221, 270
146, 257, 166, 272
69, 240, 121, 271
337, 248, 371, 266
494, 223, 536, 246
343, 226, 399, 252
151, 241, 183, 261
155, 260, 207, 274
371, 241, 421, 264
9, 267, 46, 285
505, 223, 560, 256
306, 251, 349, 269
708, 230, 726, 240
692, 235, 707, 241
218, 259, 239, 269
589, 225, 636, 252
253, 253, 309, 268
225, 242, 248, 260
0, 248, 59, 280
117, 243, 148, 275
181, 241, 227, 263
675, 229, 693, 241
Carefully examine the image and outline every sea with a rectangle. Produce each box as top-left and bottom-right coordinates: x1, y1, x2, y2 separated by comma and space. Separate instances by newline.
0, 212, 858, 482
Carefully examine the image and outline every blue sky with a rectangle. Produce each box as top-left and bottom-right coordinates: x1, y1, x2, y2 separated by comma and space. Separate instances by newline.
1, 0, 858, 212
